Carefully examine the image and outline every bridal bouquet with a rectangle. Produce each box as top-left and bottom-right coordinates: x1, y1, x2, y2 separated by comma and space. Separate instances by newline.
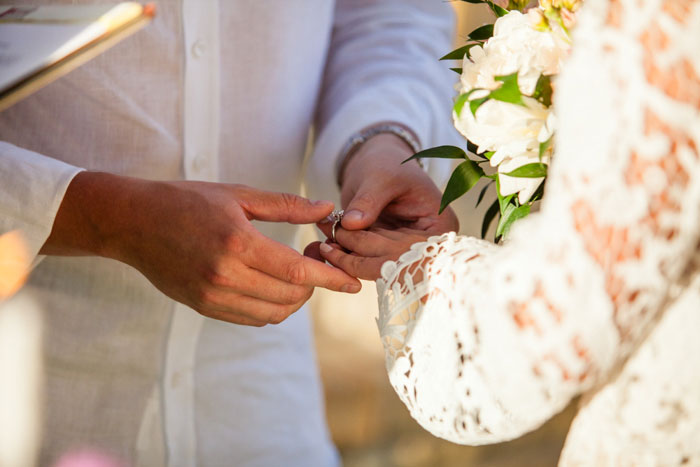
407, 0, 583, 241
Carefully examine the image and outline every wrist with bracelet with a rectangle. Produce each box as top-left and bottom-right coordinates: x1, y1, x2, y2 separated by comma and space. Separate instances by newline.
336, 122, 424, 186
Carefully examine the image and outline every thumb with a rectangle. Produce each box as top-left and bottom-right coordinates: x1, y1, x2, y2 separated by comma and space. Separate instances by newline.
342, 187, 395, 231
237, 187, 334, 224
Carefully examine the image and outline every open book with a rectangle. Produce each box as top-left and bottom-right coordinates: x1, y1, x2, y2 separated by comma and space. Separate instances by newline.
0, 2, 154, 112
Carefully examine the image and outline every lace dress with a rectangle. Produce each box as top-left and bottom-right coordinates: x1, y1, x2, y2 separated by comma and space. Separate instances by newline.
376, 0, 700, 464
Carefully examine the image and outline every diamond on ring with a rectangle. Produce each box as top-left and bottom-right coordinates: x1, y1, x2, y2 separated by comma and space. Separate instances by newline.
330, 209, 344, 243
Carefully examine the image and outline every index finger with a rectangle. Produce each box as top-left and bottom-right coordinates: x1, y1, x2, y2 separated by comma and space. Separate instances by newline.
245, 233, 361, 293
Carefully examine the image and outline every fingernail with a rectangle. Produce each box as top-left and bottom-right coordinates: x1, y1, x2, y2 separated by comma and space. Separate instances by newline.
313, 199, 333, 206
341, 283, 361, 293
319, 243, 333, 254
344, 210, 363, 223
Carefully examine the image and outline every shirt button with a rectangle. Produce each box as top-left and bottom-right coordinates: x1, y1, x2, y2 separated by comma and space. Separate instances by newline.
191, 39, 206, 58
192, 153, 208, 172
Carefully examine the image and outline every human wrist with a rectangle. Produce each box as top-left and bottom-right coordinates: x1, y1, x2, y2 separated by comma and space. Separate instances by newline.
94, 174, 159, 264
337, 122, 422, 187
42, 171, 153, 261
340, 133, 423, 188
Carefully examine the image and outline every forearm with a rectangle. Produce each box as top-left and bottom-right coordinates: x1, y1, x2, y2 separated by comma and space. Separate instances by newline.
39, 171, 150, 260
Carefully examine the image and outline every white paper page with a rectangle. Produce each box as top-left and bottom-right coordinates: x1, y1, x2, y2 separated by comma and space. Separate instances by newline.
0, 22, 104, 90
0, 3, 140, 91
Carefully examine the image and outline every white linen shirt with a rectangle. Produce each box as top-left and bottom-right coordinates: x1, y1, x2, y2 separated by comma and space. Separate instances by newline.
0, 1, 457, 465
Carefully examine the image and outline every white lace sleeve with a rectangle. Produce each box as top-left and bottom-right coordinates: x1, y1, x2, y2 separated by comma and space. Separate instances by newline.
376, 0, 700, 445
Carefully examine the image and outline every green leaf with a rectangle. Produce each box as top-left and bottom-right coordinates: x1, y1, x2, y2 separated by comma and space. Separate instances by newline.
469, 96, 489, 116
468, 143, 493, 161
403, 145, 466, 164
455, 88, 488, 116
440, 43, 479, 61
496, 203, 531, 240
439, 160, 485, 213
495, 178, 515, 214
450, 67, 463, 75
508, 0, 533, 11
503, 163, 548, 178
528, 180, 546, 203
458, 0, 508, 17
538, 137, 552, 161
481, 199, 499, 239
453, 94, 470, 116
489, 73, 526, 107
468, 24, 494, 41
532, 74, 553, 106
495, 203, 515, 239
463, 74, 526, 120
475, 182, 492, 207
487, 1, 509, 16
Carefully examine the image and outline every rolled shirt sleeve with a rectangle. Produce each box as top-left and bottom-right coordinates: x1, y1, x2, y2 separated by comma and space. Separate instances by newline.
307, 0, 461, 204
0, 142, 83, 263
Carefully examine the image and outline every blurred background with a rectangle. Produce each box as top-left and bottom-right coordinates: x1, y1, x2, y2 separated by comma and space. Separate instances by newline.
308, 2, 576, 466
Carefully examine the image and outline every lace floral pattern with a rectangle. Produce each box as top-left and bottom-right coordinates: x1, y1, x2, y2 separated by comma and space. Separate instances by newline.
376, 0, 700, 463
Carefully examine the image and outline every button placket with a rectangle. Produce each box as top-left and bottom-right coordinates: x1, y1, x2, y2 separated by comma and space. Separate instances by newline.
181, 0, 219, 182
164, 1, 220, 465
191, 152, 208, 173
191, 39, 206, 58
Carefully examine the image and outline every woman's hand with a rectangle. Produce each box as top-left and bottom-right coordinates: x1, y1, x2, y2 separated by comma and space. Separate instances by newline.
306, 225, 431, 280
339, 133, 458, 234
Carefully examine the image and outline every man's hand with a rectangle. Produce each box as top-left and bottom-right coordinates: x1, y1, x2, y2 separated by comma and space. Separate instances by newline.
42, 172, 361, 326
338, 133, 459, 234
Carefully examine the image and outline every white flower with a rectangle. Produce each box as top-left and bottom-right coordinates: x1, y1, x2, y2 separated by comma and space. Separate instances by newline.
454, 10, 568, 204
498, 151, 547, 204
454, 96, 546, 163
459, 11, 569, 97
453, 94, 553, 204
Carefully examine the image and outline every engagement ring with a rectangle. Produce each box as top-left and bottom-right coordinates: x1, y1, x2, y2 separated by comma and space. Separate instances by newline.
329, 209, 344, 243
